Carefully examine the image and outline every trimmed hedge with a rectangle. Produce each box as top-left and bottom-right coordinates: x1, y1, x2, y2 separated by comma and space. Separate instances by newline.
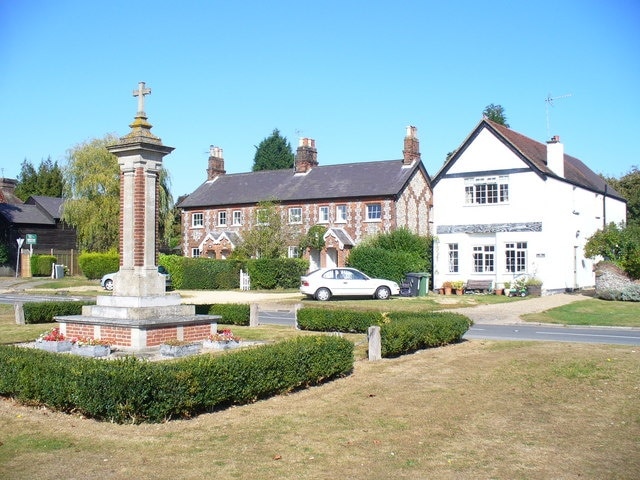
23, 301, 95, 324
78, 252, 119, 280
30, 255, 57, 277
194, 304, 251, 326
381, 312, 471, 357
245, 258, 309, 289
159, 254, 243, 290
297, 307, 383, 333
0, 335, 353, 423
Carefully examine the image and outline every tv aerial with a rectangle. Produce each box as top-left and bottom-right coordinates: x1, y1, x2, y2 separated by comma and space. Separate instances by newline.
545, 93, 572, 139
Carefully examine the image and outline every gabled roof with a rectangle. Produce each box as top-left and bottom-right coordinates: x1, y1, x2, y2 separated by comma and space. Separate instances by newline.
25, 196, 64, 220
0, 202, 56, 225
178, 160, 428, 209
433, 119, 625, 201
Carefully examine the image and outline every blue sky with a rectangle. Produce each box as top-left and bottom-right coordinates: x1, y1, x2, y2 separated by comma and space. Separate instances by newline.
1, 0, 638, 198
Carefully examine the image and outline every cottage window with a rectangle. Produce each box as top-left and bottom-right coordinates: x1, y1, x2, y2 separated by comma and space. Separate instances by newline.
473, 245, 495, 272
318, 206, 329, 223
366, 203, 381, 221
192, 248, 201, 258
465, 176, 509, 205
232, 210, 242, 226
336, 205, 347, 223
289, 207, 302, 224
505, 242, 527, 273
288, 246, 299, 258
448, 243, 459, 273
192, 212, 203, 227
218, 211, 227, 226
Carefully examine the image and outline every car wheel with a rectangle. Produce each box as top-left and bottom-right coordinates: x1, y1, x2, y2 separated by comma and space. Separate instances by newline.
375, 286, 391, 300
315, 287, 331, 301
104, 279, 114, 291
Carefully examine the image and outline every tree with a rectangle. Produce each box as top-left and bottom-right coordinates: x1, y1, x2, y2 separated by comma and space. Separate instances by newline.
483, 104, 510, 127
252, 129, 294, 171
62, 135, 121, 252
62, 134, 175, 253
235, 201, 296, 258
14, 157, 64, 200
602, 166, 640, 226
584, 222, 640, 279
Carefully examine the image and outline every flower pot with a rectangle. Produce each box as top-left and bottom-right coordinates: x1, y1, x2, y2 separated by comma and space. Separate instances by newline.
35, 340, 72, 353
494, 288, 503, 296
71, 344, 111, 357
160, 343, 202, 357
203, 340, 240, 350
443, 287, 452, 295
455, 289, 464, 295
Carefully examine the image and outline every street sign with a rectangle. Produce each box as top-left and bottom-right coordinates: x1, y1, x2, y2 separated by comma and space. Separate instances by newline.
25, 234, 37, 245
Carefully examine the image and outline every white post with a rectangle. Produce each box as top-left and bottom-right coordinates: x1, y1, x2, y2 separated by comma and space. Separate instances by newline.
15, 238, 24, 278
368, 326, 381, 361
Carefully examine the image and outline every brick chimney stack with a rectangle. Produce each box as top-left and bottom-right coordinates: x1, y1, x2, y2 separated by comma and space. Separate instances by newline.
546, 135, 565, 178
207, 145, 226, 180
403, 126, 420, 165
295, 138, 318, 174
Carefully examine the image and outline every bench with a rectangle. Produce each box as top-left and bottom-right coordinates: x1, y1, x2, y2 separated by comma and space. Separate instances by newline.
465, 279, 493, 293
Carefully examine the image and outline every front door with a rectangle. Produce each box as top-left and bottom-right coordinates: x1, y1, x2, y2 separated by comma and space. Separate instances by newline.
326, 248, 337, 268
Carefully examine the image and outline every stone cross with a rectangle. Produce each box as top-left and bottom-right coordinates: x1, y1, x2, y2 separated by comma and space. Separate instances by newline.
132, 81, 151, 114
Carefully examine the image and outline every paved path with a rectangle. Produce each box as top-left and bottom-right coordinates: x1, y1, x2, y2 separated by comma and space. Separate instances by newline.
446, 293, 589, 325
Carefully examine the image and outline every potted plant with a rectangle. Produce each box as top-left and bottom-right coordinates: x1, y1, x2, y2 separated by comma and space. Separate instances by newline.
160, 339, 202, 357
503, 281, 511, 296
451, 280, 465, 295
204, 329, 241, 350
442, 281, 453, 295
35, 327, 73, 353
71, 336, 111, 357
494, 283, 504, 296
525, 277, 543, 296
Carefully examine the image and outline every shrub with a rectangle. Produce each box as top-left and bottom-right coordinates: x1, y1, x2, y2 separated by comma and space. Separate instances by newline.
158, 254, 243, 290
194, 304, 251, 326
381, 312, 471, 357
246, 258, 308, 289
30, 255, 56, 276
78, 252, 119, 279
23, 301, 95, 324
0, 336, 354, 423
297, 307, 383, 333
620, 284, 640, 302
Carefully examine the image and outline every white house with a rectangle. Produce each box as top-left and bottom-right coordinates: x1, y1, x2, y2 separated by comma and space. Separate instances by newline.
431, 118, 627, 294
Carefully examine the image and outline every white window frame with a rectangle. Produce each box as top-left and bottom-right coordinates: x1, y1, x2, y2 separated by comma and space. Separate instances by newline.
366, 203, 381, 221
192, 212, 203, 228
191, 248, 201, 258
318, 206, 329, 223
465, 176, 509, 205
505, 242, 528, 273
448, 243, 459, 273
473, 245, 495, 273
288, 207, 302, 224
288, 246, 299, 258
335, 204, 347, 223
218, 210, 227, 226
232, 210, 242, 226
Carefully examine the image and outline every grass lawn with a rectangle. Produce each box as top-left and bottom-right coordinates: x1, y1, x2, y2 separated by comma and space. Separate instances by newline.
522, 298, 640, 327
0, 341, 637, 479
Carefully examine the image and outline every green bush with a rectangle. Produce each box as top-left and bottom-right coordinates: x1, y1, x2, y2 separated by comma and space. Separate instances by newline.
23, 301, 95, 324
159, 254, 243, 290
246, 258, 308, 289
30, 254, 57, 276
297, 307, 383, 333
380, 312, 471, 357
78, 252, 119, 279
0, 336, 354, 423
194, 304, 251, 326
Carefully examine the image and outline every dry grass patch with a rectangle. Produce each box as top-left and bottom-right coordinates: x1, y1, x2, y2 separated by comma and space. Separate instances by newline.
1, 340, 638, 479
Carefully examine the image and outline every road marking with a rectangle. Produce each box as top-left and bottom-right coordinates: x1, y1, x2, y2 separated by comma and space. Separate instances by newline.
537, 331, 640, 340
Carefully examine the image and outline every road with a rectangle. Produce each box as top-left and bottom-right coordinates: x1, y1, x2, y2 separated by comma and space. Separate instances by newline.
0, 293, 87, 304
465, 323, 640, 346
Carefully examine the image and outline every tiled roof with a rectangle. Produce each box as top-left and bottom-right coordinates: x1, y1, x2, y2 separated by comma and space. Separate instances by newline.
0, 203, 55, 225
178, 159, 424, 208
434, 119, 625, 200
26, 196, 64, 220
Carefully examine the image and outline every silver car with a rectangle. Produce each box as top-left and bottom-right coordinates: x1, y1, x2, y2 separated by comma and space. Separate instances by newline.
300, 267, 400, 301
